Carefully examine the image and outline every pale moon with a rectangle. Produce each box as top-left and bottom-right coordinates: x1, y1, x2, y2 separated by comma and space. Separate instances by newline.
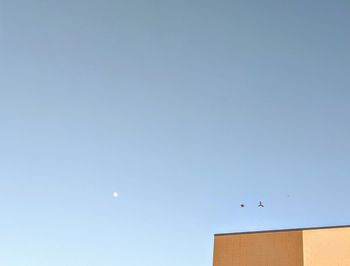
113, 192, 118, 198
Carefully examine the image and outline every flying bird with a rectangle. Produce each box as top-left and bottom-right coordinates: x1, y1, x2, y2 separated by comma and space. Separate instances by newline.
258, 201, 264, 207
240, 204, 245, 208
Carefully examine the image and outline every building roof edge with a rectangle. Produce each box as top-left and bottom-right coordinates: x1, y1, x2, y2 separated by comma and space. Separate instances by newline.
214, 224, 350, 236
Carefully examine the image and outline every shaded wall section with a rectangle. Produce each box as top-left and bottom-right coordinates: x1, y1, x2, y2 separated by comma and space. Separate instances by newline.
213, 231, 304, 266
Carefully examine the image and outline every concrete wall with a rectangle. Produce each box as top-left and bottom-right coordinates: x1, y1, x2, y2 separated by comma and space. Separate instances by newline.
213, 231, 304, 266
303, 227, 350, 266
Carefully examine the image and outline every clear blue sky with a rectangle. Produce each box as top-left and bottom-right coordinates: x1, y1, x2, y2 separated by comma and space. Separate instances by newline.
0, 0, 349, 265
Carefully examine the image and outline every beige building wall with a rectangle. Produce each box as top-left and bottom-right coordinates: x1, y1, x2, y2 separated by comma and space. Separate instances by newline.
213, 231, 304, 266
213, 226, 350, 266
303, 227, 350, 266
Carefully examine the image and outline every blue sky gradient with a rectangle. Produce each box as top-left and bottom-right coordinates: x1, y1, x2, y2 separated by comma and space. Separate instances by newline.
1, 0, 350, 265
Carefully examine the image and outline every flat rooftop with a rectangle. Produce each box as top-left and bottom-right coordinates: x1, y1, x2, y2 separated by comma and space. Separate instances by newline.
215, 224, 350, 236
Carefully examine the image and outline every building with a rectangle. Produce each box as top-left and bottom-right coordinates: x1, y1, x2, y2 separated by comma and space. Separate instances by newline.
213, 225, 350, 266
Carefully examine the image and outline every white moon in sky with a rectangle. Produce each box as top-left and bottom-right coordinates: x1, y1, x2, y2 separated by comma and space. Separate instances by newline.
113, 192, 118, 198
